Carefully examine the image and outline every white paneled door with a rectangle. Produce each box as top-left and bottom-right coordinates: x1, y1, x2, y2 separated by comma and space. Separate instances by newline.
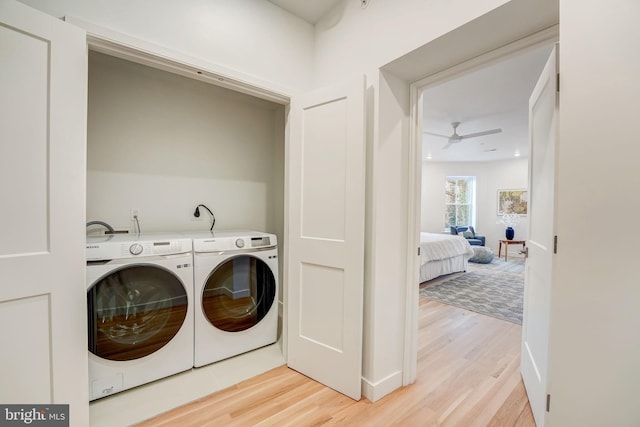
521, 46, 558, 427
286, 79, 366, 400
0, 1, 88, 424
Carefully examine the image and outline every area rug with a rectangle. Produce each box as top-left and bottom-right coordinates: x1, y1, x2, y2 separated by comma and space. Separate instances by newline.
420, 269, 524, 324
469, 257, 525, 274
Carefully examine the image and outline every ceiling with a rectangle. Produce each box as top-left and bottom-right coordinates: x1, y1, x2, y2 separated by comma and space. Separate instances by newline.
422, 44, 553, 162
267, 0, 342, 24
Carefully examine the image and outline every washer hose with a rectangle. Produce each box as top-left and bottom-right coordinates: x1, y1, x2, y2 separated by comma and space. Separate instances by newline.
86, 220, 115, 233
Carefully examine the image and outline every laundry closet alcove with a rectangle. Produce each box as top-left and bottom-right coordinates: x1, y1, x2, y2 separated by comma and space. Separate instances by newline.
75, 17, 290, 426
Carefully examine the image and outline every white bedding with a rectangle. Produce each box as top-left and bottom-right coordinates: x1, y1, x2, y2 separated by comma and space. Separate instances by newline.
419, 232, 474, 282
420, 232, 474, 262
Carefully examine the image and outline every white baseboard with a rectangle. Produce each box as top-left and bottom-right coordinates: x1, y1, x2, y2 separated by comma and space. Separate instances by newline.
361, 370, 403, 402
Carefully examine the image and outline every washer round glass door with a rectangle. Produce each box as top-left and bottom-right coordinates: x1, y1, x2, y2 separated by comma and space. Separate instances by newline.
87, 265, 188, 361
202, 255, 276, 332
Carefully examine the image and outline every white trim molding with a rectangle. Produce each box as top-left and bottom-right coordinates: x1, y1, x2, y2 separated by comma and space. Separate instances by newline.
361, 370, 403, 402
64, 16, 292, 105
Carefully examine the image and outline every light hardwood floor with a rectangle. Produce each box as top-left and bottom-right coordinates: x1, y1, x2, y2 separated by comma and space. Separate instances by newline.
136, 285, 534, 426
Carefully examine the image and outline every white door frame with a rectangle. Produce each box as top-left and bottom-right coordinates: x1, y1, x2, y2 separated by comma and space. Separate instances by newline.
403, 26, 559, 385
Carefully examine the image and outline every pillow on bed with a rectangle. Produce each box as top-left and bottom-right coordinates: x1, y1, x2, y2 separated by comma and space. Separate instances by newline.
463, 231, 474, 238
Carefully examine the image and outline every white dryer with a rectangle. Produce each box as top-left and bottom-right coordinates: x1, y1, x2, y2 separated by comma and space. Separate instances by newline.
86, 233, 193, 401
185, 230, 278, 368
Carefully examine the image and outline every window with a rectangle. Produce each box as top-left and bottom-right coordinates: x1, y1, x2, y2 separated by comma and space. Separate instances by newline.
444, 176, 476, 228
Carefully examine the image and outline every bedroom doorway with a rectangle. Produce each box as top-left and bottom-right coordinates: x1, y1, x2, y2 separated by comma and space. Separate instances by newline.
416, 45, 552, 315
403, 37, 558, 421
402, 28, 559, 387
419, 44, 554, 258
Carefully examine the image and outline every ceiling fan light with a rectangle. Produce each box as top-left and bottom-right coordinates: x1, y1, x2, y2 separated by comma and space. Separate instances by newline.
426, 121, 502, 150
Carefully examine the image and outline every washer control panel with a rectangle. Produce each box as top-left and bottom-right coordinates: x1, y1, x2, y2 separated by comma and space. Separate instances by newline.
129, 243, 143, 255
86, 235, 192, 261
250, 236, 271, 247
235, 239, 245, 248
121, 241, 185, 257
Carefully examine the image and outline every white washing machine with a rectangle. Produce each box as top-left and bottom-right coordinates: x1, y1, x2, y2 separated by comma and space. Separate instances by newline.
86, 233, 193, 401
185, 230, 278, 368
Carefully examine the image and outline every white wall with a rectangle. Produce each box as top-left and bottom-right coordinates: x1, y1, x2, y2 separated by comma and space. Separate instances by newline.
87, 51, 284, 238
422, 158, 529, 252
549, 1, 640, 425
18, 0, 314, 92
313, 0, 510, 87
361, 71, 410, 399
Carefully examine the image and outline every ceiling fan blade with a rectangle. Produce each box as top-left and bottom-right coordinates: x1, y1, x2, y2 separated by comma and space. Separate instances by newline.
442, 142, 453, 150
423, 131, 450, 138
459, 128, 502, 140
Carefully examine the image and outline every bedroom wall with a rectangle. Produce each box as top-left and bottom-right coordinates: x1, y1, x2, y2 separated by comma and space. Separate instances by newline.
18, 0, 314, 92
87, 51, 284, 238
421, 158, 529, 253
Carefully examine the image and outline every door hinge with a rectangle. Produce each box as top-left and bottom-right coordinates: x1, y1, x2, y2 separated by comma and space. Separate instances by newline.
546, 394, 551, 412
556, 73, 560, 92
418, 247, 421, 256
553, 235, 558, 254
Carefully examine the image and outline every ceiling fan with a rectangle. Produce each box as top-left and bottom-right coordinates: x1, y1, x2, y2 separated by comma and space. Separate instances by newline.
424, 122, 502, 150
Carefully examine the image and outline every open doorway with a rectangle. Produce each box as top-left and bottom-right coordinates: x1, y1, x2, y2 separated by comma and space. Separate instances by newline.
406, 41, 556, 418
419, 44, 553, 252
419, 46, 551, 290
417, 44, 553, 296
416, 44, 554, 326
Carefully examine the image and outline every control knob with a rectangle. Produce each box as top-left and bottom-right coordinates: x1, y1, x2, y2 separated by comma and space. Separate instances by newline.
129, 243, 143, 255
235, 238, 245, 249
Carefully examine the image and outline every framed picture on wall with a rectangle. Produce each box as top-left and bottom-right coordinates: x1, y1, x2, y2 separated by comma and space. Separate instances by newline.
497, 189, 528, 215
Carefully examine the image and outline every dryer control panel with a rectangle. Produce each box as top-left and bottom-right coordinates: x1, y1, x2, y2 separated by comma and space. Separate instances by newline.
193, 233, 277, 253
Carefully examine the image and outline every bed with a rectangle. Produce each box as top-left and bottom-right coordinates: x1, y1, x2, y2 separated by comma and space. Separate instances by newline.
419, 232, 474, 283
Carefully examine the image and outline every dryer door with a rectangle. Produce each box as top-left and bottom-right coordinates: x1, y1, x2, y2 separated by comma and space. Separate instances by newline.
202, 255, 276, 332
87, 265, 188, 361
